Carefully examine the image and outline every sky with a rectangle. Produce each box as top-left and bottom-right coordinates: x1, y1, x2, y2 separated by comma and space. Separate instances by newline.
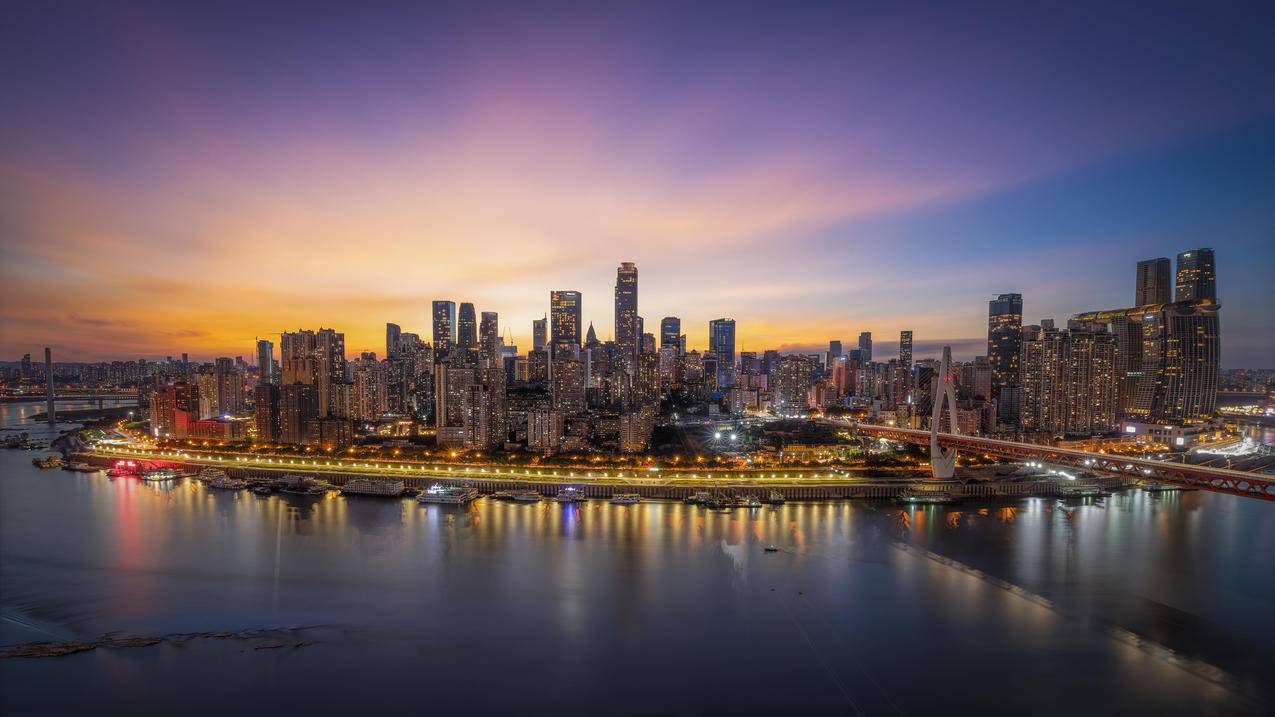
2, 1, 1273, 366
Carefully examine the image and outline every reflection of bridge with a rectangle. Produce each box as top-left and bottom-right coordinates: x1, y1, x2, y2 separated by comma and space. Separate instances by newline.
851, 422, 1275, 502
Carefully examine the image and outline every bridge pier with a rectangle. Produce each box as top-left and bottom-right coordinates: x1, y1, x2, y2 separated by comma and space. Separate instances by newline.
929, 346, 958, 480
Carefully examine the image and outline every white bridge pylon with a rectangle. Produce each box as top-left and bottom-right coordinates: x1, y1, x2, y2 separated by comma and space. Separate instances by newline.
930, 346, 959, 480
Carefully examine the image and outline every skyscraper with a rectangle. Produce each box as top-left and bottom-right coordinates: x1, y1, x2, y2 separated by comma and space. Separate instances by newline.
827, 340, 842, 371
614, 262, 638, 373
1175, 248, 1216, 302
313, 329, 345, 418
550, 290, 582, 358
858, 332, 872, 363
660, 317, 681, 354
255, 339, 274, 385
532, 317, 547, 352
1072, 301, 1219, 424
899, 331, 913, 369
1135, 258, 1171, 305
708, 318, 736, 389
987, 294, 1023, 397
386, 323, 401, 359
456, 302, 478, 363
479, 311, 500, 368
432, 301, 457, 355
1020, 321, 1118, 435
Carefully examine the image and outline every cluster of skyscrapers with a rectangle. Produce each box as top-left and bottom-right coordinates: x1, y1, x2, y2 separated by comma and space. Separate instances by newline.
133, 250, 1222, 453
985, 248, 1219, 440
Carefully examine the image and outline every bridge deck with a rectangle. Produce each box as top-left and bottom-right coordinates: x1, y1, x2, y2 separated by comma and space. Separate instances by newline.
852, 422, 1275, 502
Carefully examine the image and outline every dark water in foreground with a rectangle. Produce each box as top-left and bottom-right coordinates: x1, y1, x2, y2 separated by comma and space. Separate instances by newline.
2, 406, 1274, 715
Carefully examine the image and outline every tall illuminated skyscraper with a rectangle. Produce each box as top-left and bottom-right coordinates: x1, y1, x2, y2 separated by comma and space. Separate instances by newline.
532, 317, 547, 352
987, 293, 1023, 398
858, 332, 872, 363
614, 262, 638, 373
385, 323, 401, 359
660, 317, 681, 354
709, 318, 736, 389
255, 339, 275, 385
899, 331, 913, 369
1135, 258, 1171, 305
550, 291, 582, 358
479, 311, 500, 368
1175, 248, 1216, 302
432, 301, 456, 354
456, 303, 478, 363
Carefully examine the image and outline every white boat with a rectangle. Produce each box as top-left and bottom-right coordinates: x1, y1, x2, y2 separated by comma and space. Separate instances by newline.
610, 493, 642, 505
507, 489, 542, 503
896, 489, 957, 505
141, 468, 181, 482
555, 487, 587, 503
766, 490, 786, 505
209, 474, 248, 490
684, 491, 711, 504
418, 484, 479, 504
197, 467, 229, 483
740, 495, 763, 508
341, 478, 406, 497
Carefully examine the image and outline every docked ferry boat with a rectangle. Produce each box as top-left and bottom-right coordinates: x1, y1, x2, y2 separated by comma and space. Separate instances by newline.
341, 478, 406, 497
895, 489, 958, 505
555, 487, 587, 503
766, 490, 786, 505
507, 489, 542, 503
209, 474, 248, 490
418, 484, 480, 505
609, 493, 642, 505
141, 468, 182, 482
197, 467, 229, 483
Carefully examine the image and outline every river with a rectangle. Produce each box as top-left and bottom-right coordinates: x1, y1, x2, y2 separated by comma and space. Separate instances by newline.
2, 401, 1273, 714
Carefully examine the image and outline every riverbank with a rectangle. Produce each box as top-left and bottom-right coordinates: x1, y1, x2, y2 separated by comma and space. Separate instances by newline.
71, 451, 1131, 501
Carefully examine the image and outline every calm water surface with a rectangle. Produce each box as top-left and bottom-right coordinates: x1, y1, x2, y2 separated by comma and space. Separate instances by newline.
2, 403, 1274, 715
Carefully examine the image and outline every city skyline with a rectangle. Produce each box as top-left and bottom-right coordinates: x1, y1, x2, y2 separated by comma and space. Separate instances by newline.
2, 3, 1274, 365
0, 251, 1260, 367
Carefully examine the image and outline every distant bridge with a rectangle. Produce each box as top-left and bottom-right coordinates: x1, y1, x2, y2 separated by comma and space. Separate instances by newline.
849, 422, 1275, 502
0, 392, 139, 404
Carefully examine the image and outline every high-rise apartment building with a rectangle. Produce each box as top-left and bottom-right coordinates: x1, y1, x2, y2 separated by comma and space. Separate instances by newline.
432, 301, 457, 355
772, 355, 813, 414
314, 328, 345, 418
550, 291, 582, 358
279, 383, 318, 444
1135, 258, 1171, 306
857, 332, 872, 363
899, 331, 913, 369
614, 262, 639, 373
709, 318, 736, 389
987, 294, 1023, 397
827, 340, 842, 371
254, 383, 279, 442
550, 357, 585, 415
1175, 248, 1216, 303
1020, 321, 1118, 435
